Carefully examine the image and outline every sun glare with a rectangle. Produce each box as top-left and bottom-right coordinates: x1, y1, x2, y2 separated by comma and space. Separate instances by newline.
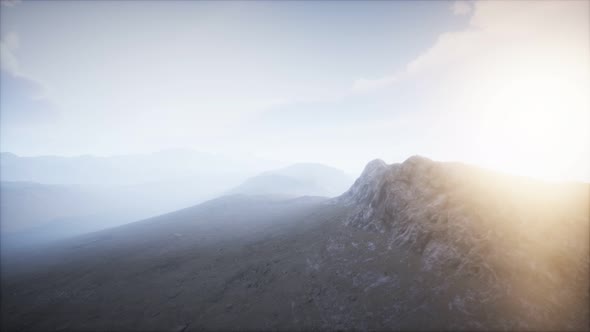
469, 51, 590, 182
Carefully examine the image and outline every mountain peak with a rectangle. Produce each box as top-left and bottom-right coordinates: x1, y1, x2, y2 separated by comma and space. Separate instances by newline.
337, 158, 390, 206
401, 154, 432, 167
362, 158, 387, 173
339, 156, 589, 318
338, 155, 437, 207
229, 162, 354, 198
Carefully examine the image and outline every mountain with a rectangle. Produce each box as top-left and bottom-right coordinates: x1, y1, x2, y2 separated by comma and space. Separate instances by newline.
1, 156, 588, 331
0, 175, 248, 250
338, 156, 589, 329
228, 163, 354, 197
0, 181, 104, 234
0, 149, 283, 249
0, 181, 157, 251
0, 149, 278, 186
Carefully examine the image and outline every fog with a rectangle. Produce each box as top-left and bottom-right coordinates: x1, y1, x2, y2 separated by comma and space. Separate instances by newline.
0, 150, 356, 252
1, 1, 588, 182
1, 1, 589, 330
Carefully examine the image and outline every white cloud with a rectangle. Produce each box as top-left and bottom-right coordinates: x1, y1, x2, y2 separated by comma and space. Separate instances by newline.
351, 0, 590, 181
408, 1, 589, 75
350, 0, 476, 92
0, 31, 57, 124
0, 32, 20, 75
452, 1, 472, 16
0, 31, 47, 90
1, 0, 588, 180
353, 1, 589, 89
351, 76, 398, 94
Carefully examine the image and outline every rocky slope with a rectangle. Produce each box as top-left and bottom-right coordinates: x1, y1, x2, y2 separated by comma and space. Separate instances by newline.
1, 156, 588, 331
338, 155, 589, 330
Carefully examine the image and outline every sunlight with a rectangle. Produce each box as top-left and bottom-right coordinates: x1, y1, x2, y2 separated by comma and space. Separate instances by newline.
470, 51, 590, 182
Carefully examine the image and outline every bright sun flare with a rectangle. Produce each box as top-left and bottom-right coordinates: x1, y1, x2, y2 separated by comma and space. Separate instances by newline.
468, 51, 590, 182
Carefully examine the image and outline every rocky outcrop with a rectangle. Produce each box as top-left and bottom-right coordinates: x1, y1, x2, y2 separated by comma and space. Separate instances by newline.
337, 155, 590, 330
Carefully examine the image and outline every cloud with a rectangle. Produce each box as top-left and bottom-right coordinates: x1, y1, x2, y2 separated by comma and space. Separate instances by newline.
1, 71, 57, 124
0, 0, 22, 8
0, 32, 20, 76
351, 76, 399, 94
406, 1, 589, 75
452, 1, 472, 16
0, 32, 58, 125
350, 0, 590, 180
352, 1, 589, 90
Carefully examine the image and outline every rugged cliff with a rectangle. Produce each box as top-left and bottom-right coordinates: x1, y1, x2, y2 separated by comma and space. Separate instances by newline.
338, 155, 590, 329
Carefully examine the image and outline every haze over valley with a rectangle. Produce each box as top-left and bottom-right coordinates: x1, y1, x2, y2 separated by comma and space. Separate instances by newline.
1, 150, 354, 250
1, 0, 589, 331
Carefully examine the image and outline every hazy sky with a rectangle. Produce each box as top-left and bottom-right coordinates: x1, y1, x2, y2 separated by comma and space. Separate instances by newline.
1, 0, 589, 180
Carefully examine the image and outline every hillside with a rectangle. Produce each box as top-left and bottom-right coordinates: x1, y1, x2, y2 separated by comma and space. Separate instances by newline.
1, 156, 588, 331
0, 178, 244, 251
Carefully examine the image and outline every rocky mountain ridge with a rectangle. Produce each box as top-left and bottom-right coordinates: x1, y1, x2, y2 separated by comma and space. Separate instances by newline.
337, 155, 590, 329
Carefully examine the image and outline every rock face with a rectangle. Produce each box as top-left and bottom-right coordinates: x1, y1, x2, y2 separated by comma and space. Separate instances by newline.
338, 155, 590, 330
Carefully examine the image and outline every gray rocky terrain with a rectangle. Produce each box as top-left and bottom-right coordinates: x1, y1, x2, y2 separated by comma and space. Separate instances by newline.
1, 156, 588, 331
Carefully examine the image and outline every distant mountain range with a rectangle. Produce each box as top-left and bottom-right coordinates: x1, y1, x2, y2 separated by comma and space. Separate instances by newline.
228, 163, 354, 198
3, 156, 587, 330
0, 149, 278, 185
0, 181, 183, 249
0, 155, 352, 249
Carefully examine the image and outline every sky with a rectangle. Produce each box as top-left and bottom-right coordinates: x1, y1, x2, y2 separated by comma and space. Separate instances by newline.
1, 0, 589, 181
